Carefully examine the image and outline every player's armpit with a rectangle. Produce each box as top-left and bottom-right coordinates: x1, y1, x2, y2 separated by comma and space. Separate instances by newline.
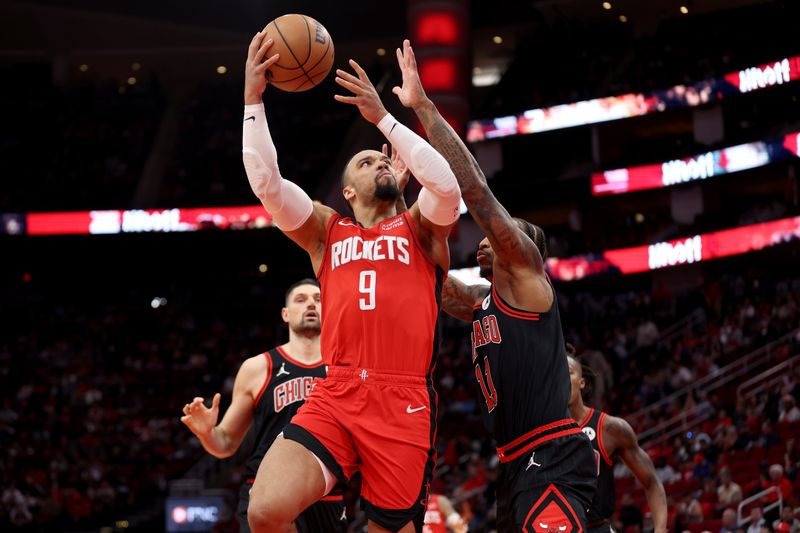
281, 202, 337, 269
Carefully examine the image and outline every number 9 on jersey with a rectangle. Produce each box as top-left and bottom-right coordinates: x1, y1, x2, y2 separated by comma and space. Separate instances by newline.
359, 270, 376, 310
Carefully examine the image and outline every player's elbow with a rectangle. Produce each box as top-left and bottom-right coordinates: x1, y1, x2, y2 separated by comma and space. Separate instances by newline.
419, 187, 461, 226
208, 448, 235, 459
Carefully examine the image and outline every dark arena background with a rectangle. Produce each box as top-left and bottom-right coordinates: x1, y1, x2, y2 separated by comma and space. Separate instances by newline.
2, 0, 800, 531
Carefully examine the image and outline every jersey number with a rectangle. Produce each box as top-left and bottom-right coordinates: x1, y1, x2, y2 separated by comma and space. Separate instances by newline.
475, 356, 497, 412
593, 449, 601, 476
359, 270, 376, 310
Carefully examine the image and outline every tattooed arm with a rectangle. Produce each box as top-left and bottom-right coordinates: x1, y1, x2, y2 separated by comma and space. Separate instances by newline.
442, 276, 489, 322
392, 40, 542, 278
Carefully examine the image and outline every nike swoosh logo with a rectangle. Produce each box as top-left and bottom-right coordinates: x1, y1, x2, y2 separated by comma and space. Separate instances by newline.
337, 220, 356, 226
244, 116, 255, 122
406, 404, 426, 414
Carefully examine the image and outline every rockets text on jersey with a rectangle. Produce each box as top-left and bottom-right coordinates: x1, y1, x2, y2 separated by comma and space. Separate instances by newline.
317, 213, 443, 375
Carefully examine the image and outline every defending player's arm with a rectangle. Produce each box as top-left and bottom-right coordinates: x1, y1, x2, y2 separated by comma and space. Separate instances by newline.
180, 357, 261, 459
607, 416, 668, 533
334, 59, 461, 266
437, 494, 469, 533
243, 30, 335, 267
442, 276, 489, 322
393, 40, 541, 276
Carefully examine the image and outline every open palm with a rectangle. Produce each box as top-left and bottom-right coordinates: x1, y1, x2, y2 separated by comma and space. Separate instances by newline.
392, 39, 428, 109
181, 393, 220, 437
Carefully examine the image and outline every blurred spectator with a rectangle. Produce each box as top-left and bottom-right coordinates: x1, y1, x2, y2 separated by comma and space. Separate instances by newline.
655, 456, 679, 485
773, 506, 800, 533
636, 317, 660, 348
1, 483, 32, 527
747, 508, 766, 533
763, 464, 794, 504
718, 468, 743, 508
779, 395, 800, 423
722, 508, 739, 533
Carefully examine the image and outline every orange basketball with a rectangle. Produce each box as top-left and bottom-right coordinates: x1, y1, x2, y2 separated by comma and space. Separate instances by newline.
262, 14, 335, 92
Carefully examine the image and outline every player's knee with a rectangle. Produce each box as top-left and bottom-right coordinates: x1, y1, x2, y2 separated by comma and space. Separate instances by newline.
247, 497, 296, 532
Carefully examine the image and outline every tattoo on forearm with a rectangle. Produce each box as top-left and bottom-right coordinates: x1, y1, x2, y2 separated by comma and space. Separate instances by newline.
415, 103, 531, 262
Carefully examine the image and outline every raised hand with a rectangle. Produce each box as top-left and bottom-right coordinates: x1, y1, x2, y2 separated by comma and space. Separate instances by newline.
334, 59, 388, 125
382, 143, 410, 192
392, 39, 429, 110
181, 393, 221, 438
244, 30, 281, 104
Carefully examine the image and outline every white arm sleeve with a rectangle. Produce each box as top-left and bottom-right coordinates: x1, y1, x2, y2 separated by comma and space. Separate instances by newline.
242, 103, 313, 231
377, 113, 461, 226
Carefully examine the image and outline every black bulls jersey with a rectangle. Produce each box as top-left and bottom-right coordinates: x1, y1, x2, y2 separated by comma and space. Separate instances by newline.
579, 408, 616, 522
470, 283, 571, 447
244, 347, 327, 479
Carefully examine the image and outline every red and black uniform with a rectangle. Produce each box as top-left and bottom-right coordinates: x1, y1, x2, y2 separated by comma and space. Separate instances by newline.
422, 495, 447, 533
471, 284, 596, 533
238, 347, 345, 533
578, 408, 615, 533
285, 212, 443, 531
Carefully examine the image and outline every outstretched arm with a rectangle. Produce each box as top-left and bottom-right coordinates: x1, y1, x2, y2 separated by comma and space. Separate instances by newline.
609, 416, 668, 533
243, 30, 335, 268
442, 276, 489, 322
392, 40, 542, 276
181, 357, 262, 459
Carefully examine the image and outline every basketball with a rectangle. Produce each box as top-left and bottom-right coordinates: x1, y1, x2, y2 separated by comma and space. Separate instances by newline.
262, 14, 335, 92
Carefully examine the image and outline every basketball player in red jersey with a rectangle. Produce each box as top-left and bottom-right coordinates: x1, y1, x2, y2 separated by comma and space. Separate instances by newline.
567, 353, 667, 533
180, 280, 347, 533
241, 31, 461, 533
423, 494, 469, 533
391, 40, 596, 532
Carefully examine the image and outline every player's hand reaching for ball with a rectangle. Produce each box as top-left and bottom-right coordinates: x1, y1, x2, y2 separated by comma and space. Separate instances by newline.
181, 393, 221, 438
382, 143, 410, 192
392, 39, 430, 110
244, 30, 281, 104
334, 60, 388, 125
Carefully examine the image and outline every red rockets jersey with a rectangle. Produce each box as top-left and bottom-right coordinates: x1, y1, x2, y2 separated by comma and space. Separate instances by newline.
423, 495, 447, 533
317, 213, 444, 375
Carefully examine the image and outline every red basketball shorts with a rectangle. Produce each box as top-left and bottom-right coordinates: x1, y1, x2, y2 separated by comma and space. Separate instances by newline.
283, 366, 438, 531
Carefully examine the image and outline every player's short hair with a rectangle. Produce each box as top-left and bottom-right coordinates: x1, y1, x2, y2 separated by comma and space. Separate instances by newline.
513, 217, 548, 261
285, 278, 320, 305
341, 163, 354, 215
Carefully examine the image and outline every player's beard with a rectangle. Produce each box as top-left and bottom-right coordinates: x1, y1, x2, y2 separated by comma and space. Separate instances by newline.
479, 264, 493, 279
373, 177, 400, 201
292, 318, 321, 336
